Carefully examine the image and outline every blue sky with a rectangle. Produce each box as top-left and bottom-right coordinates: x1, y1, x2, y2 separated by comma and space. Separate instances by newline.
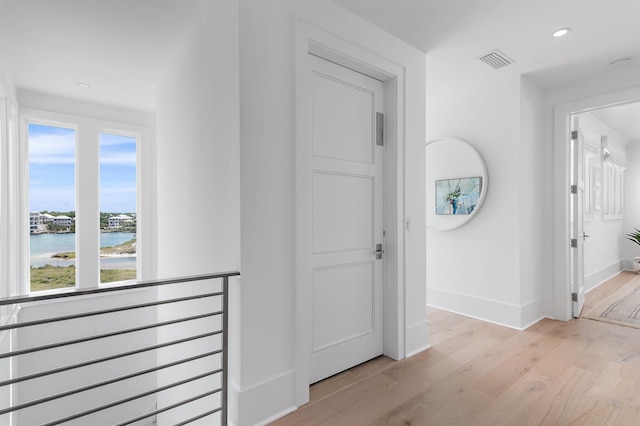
29, 123, 136, 213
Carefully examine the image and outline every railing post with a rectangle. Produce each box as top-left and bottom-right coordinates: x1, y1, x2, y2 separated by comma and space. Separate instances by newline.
221, 276, 229, 426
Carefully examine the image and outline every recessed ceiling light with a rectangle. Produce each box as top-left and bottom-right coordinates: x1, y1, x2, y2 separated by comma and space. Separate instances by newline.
610, 58, 631, 68
76, 82, 90, 88
553, 28, 571, 38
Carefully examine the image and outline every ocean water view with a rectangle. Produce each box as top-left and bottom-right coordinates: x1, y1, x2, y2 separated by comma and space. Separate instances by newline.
30, 232, 136, 269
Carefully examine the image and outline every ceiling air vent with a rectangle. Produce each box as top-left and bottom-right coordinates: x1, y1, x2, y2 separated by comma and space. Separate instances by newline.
477, 49, 515, 69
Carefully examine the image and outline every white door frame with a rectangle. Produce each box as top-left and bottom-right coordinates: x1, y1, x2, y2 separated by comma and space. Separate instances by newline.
553, 87, 640, 321
295, 20, 406, 405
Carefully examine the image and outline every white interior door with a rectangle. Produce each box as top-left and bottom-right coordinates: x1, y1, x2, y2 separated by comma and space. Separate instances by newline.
571, 115, 585, 317
309, 54, 384, 383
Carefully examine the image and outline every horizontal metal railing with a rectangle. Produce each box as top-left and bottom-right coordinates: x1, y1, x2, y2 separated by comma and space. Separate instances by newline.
0, 271, 239, 425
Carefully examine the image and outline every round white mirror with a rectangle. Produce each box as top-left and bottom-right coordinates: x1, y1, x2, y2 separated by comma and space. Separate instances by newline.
426, 137, 488, 231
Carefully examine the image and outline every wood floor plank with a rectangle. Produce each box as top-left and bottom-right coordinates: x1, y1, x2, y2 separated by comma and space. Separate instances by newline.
428, 388, 494, 425
426, 307, 468, 330
272, 272, 640, 426
566, 400, 619, 426
474, 321, 519, 341
324, 373, 396, 412
520, 366, 597, 425
347, 355, 397, 381
573, 332, 627, 375
382, 334, 502, 385
588, 361, 640, 407
530, 366, 598, 425
614, 395, 640, 425
613, 337, 640, 369
268, 400, 339, 426
530, 333, 593, 381
467, 371, 555, 426
427, 315, 490, 347
366, 387, 431, 426
316, 377, 428, 426
309, 370, 356, 402
472, 322, 565, 397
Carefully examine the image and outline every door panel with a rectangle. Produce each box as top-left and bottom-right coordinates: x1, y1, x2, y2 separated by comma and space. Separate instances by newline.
312, 261, 375, 351
312, 62, 375, 164
312, 172, 374, 253
309, 54, 384, 383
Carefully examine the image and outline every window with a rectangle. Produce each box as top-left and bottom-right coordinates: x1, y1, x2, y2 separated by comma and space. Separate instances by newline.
20, 110, 148, 294
28, 123, 77, 291
99, 132, 137, 284
602, 159, 625, 220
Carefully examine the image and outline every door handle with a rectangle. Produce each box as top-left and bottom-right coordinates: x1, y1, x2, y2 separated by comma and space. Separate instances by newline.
375, 243, 384, 260
583, 233, 590, 241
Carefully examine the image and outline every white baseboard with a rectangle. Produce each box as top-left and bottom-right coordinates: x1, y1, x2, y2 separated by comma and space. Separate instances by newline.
427, 287, 545, 330
405, 319, 431, 357
585, 260, 623, 293
520, 298, 547, 329
231, 370, 296, 426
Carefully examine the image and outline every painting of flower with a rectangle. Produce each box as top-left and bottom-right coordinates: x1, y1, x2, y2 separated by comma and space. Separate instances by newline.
435, 177, 482, 215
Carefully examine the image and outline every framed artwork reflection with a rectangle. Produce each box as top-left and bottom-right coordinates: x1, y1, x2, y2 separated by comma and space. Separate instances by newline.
435, 177, 482, 215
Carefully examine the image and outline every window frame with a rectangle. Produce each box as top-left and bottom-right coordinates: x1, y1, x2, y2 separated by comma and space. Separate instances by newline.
3, 100, 19, 300
19, 109, 151, 294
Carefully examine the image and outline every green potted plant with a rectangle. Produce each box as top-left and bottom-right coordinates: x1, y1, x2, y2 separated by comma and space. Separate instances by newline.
625, 228, 640, 272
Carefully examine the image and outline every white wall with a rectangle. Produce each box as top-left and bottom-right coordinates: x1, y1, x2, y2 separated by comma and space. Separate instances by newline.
17, 90, 154, 127
0, 71, 17, 302
15, 291, 158, 425
0, 53, 15, 101
155, 1, 240, 424
0, 66, 17, 424
519, 77, 546, 320
239, 0, 427, 424
426, 75, 545, 328
430, 60, 640, 328
155, 0, 240, 277
545, 63, 640, 110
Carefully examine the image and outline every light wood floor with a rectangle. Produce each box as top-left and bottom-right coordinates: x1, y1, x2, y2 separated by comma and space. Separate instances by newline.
271, 272, 640, 425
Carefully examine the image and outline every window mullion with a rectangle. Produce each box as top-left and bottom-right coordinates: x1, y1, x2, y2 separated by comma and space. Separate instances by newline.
76, 124, 100, 289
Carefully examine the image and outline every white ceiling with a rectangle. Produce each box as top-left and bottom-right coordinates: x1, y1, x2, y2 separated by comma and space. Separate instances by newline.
333, 0, 640, 142
1, 0, 639, 139
590, 101, 640, 144
0, 0, 204, 111
333, 0, 640, 95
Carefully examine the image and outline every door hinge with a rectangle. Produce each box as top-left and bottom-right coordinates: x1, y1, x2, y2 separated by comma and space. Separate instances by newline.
376, 112, 384, 146
570, 185, 577, 194
571, 130, 578, 140
571, 239, 577, 248
571, 292, 578, 302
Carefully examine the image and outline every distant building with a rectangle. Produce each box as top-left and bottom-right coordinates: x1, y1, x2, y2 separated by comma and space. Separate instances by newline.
53, 215, 72, 228
30, 212, 73, 232
41, 213, 55, 223
30, 212, 44, 231
108, 214, 135, 229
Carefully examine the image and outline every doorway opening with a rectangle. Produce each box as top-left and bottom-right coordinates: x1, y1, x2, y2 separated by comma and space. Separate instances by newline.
562, 99, 640, 319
